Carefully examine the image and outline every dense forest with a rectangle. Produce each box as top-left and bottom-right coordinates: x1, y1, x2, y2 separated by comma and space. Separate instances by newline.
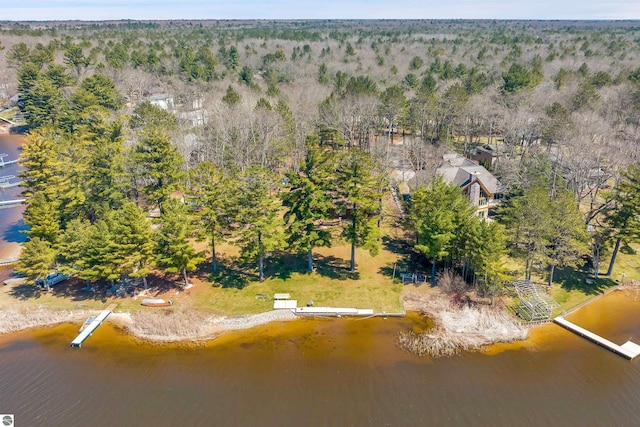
2, 20, 640, 295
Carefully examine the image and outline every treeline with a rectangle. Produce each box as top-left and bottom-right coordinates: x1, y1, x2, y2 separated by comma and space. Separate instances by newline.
15, 66, 388, 285
5, 20, 640, 292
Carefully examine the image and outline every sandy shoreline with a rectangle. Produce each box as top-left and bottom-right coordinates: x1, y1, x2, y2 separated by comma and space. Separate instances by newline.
4, 283, 630, 347
114, 309, 298, 342
0, 304, 299, 342
0, 284, 526, 348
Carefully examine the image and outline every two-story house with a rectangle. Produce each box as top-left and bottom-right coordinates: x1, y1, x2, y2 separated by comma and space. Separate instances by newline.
407, 152, 503, 218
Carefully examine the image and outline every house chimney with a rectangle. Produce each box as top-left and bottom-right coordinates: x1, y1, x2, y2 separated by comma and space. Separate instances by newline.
469, 171, 480, 206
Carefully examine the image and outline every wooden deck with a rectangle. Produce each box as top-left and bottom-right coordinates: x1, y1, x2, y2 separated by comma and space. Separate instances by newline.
554, 316, 640, 360
70, 304, 116, 347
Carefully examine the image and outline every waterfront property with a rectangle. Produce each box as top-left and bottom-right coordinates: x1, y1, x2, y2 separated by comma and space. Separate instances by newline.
435, 152, 504, 218
2, 291, 640, 427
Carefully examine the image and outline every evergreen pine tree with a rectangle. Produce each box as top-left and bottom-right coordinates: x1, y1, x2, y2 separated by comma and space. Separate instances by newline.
334, 150, 384, 272
156, 199, 203, 287
15, 237, 56, 290
188, 162, 238, 273
282, 136, 333, 272
108, 203, 156, 288
134, 126, 185, 210
236, 167, 284, 281
23, 192, 61, 246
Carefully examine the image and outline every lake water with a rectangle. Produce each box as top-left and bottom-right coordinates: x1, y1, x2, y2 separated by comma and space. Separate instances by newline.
0, 134, 26, 261
1, 290, 639, 426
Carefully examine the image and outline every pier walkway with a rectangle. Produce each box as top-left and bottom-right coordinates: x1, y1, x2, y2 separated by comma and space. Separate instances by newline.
0, 181, 21, 189
554, 316, 640, 360
70, 304, 116, 347
0, 199, 26, 208
0, 154, 18, 167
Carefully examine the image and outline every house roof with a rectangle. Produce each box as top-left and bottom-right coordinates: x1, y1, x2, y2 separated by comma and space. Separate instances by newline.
468, 144, 498, 156
436, 152, 503, 195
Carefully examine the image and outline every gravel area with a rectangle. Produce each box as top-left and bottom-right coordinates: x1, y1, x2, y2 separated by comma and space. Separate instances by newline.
118, 309, 298, 342
215, 310, 298, 330
0, 304, 298, 342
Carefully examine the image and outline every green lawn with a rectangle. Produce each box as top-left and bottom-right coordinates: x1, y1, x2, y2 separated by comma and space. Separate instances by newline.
1, 208, 407, 317
4, 205, 637, 320
190, 243, 405, 316
504, 243, 638, 319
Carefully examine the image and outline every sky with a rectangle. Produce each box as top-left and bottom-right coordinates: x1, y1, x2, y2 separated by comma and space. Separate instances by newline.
1, 0, 639, 21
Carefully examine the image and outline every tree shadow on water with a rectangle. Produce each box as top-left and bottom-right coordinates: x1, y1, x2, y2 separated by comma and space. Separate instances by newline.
2, 218, 28, 244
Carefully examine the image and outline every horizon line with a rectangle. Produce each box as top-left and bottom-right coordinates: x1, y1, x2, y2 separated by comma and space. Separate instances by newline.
2, 18, 640, 23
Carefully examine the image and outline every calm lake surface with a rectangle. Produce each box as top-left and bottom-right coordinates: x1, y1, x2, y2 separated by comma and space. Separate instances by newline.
1, 290, 639, 426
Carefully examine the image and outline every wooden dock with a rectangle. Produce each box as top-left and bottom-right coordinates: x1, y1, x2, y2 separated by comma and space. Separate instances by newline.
70, 304, 116, 347
554, 316, 640, 360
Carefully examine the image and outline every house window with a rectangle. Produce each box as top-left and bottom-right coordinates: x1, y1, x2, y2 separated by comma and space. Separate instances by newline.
479, 188, 489, 206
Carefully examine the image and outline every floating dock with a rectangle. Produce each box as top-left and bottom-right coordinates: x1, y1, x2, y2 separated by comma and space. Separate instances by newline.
0, 154, 18, 167
554, 316, 640, 360
0, 181, 21, 189
0, 199, 26, 208
70, 304, 116, 347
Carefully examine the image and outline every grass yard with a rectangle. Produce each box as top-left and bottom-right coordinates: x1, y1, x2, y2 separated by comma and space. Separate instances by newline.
503, 242, 640, 318
189, 243, 405, 316
0, 195, 408, 317
187, 194, 408, 315
3, 191, 638, 321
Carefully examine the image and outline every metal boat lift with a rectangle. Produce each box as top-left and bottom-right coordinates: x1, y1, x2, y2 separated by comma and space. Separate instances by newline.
514, 279, 559, 321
